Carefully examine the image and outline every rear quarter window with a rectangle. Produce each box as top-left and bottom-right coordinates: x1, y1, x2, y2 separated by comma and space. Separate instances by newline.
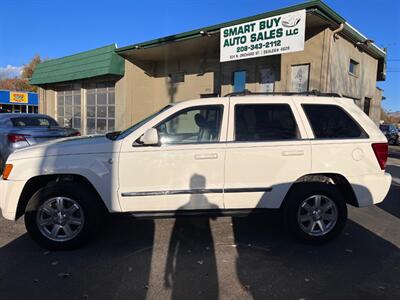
302, 104, 368, 139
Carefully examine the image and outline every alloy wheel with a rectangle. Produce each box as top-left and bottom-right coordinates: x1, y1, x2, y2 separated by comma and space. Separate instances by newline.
36, 197, 85, 242
297, 194, 338, 236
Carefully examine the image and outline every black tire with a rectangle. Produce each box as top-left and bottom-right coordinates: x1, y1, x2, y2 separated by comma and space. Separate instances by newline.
283, 182, 347, 244
24, 181, 106, 250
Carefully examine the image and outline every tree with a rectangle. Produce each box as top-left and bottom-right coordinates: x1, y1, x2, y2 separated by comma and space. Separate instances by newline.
21, 54, 41, 80
0, 55, 42, 92
381, 108, 400, 124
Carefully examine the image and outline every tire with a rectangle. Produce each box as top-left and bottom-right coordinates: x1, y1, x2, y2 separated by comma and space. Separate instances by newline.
283, 182, 347, 244
24, 181, 106, 250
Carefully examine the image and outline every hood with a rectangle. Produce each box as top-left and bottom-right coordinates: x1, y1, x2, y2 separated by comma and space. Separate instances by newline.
9, 135, 120, 161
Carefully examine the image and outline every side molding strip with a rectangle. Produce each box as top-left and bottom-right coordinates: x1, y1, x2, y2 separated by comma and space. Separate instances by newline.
121, 187, 272, 197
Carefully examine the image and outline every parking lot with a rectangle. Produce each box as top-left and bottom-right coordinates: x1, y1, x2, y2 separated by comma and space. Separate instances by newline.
0, 146, 399, 300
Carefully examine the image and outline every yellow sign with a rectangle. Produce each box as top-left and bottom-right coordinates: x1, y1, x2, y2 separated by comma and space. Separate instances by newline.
10, 92, 28, 103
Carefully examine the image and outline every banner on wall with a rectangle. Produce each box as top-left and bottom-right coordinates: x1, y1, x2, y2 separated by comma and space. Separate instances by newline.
220, 9, 306, 62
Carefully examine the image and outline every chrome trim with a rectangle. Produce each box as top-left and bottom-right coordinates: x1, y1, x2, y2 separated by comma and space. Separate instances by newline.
225, 187, 272, 193
122, 189, 222, 197
121, 187, 272, 197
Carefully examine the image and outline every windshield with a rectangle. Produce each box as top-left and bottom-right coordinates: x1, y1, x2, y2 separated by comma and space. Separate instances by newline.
11, 116, 58, 127
115, 105, 173, 140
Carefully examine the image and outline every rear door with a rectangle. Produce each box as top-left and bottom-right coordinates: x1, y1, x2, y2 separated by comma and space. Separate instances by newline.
223, 97, 311, 209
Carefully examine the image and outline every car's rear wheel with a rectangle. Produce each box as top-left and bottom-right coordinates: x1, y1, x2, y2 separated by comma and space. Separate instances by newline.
25, 181, 105, 250
284, 182, 347, 244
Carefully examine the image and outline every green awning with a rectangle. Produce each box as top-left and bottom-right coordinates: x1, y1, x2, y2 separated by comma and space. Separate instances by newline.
30, 44, 124, 85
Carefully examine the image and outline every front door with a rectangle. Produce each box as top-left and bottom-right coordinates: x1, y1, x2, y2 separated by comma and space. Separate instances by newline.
118, 104, 227, 212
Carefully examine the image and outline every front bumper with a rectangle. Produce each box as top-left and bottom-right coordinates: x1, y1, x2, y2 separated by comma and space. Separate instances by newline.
0, 179, 26, 220
348, 172, 392, 207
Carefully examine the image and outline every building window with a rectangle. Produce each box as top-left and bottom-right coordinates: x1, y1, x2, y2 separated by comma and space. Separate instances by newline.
28, 106, 38, 113
86, 82, 115, 134
291, 64, 310, 92
363, 97, 371, 116
56, 84, 81, 129
349, 59, 359, 76
259, 67, 275, 92
233, 71, 246, 92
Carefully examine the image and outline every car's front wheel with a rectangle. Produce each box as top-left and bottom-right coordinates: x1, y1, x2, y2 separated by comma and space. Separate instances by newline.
284, 182, 347, 244
25, 181, 105, 250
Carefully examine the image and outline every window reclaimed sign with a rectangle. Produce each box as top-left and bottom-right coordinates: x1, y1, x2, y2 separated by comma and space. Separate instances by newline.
220, 10, 306, 62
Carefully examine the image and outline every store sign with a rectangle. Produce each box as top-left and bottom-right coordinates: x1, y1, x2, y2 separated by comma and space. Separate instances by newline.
220, 9, 306, 62
10, 92, 28, 103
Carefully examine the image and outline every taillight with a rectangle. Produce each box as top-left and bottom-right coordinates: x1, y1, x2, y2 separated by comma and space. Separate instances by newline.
372, 143, 388, 170
7, 133, 29, 143
69, 131, 81, 137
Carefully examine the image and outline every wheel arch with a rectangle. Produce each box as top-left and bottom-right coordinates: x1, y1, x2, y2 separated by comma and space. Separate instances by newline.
283, 173, 359, 208
16, 174, 108, 220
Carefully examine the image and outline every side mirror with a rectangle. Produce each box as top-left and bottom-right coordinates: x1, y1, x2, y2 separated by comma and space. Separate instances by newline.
139, 128, 159, 146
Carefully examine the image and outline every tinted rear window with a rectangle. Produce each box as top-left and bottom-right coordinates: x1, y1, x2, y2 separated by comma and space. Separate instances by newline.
235, 104, 299, 141
11, 116, 58, 127
302, 104, 367, 139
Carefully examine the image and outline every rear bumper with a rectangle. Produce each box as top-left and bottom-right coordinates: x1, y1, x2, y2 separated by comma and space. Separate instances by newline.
0, 179, 26, 220
348, 173, 392, 207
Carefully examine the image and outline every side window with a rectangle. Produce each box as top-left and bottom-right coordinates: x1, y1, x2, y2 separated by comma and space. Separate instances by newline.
235, 104, 299, 142
302, 104, 366, 139
156, 106, 223, 144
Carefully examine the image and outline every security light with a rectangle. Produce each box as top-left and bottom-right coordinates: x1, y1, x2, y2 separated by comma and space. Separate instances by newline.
200, 30, 211, 37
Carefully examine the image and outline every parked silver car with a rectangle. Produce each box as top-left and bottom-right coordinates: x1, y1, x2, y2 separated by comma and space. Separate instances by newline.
0, 113, 80, 168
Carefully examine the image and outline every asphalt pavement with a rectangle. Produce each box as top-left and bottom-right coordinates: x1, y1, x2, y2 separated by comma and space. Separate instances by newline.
0, 147, 399, 300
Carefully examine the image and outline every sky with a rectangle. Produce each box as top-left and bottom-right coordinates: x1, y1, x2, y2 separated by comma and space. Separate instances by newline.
0, 0, 399, 111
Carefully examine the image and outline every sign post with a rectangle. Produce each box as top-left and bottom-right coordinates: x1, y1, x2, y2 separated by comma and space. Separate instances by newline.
220, 10, 306, 62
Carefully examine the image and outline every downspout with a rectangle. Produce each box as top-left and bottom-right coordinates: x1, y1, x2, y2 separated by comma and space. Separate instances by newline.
325, 23, 344, 92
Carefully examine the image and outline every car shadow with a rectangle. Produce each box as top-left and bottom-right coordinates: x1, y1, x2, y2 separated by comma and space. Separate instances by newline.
232, 213, 400, 299
0, 215, 155, 300
0, 211, 400, 299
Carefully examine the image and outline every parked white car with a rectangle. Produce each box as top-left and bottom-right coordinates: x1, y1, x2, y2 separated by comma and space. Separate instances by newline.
0, 94, 392, 249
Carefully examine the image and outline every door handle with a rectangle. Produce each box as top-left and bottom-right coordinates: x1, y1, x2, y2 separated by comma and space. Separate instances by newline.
194, 153, 218, 160
281, 150, 304, 156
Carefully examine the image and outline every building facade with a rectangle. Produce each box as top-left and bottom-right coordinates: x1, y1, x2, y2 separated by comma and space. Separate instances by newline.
0, 90, 38, 113
31, 1, 386, 135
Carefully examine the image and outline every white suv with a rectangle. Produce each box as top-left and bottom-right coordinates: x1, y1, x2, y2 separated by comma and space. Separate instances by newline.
0, 95, 392, 249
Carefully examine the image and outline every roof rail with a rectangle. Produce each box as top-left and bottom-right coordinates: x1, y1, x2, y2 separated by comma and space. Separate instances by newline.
224, 89, 342, 98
